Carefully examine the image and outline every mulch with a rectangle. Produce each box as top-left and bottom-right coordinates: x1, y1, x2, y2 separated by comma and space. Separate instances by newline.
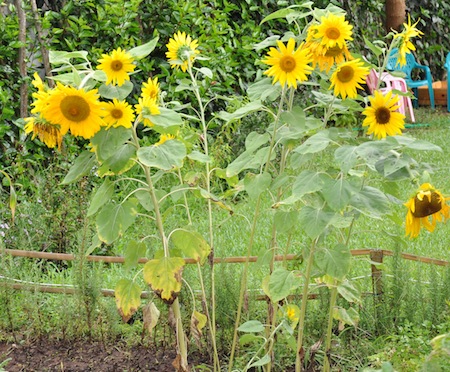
0, 339, 210, 372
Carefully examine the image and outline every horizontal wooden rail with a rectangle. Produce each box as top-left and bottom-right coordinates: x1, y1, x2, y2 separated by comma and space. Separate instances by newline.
1, 248, 448, 266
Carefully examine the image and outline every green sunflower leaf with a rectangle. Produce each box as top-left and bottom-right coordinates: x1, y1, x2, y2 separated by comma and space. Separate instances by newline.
96, 199, 138, 244
322, 177, 354, 211
87, 178, 115, 217
243, 172, 272, 199
62, 150, 96, 184
124, 240, 147, 272
98, 143, 136, 176
98, 80, 134, 100
349, 186, 391, 219
128, 37, 159, 60
91, 126, 132, 163
137, 140, 186, 170
298, 206, 335, 239
292, 170, 326, 199
170, 229, 211, 264
315, 243, 352, 280
267, 267, 302, 303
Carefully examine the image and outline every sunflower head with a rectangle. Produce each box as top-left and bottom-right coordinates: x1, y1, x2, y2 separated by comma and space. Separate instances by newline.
330, 59, 369, 99
101, 98, 135, 129
97, 47, 136, 86
314, 13, 353, 49
362, 90, 405, 139
42, 83, 104, 139
262, 38, 313, 89
155, 133, 175, 146
25, 116, 63, 149
135, 96, 160, 127
404, 183, 450, 238
165, 31, 200, 72
141, 77, 160, 101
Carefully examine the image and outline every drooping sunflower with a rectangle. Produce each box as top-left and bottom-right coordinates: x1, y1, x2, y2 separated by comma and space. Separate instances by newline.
42, 83, 104, 139
330, 59, 369, 99
135, 96, 160, 127
262, 38, 313, 89
362, 90, 405, 139
314, 13, 353, 50
393, 16, 423, 66
97, 47, 136, 86
101, 99, 135, 129
141, 77, 160, 101
25, 116, 63, 149
166, 31, 200, 72
404, 183, 450, 238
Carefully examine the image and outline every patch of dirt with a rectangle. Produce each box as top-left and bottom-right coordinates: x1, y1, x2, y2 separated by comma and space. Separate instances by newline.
0, 339, 209, 372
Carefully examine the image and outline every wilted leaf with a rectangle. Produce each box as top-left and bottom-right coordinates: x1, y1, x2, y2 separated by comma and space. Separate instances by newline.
115, 278, 141, 322
143, 302, 160, 336
143, 257, 185, 304
190, 310, 207, 346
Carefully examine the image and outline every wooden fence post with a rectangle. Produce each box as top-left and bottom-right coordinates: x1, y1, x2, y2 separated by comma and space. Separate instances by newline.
370, 250, 384, 297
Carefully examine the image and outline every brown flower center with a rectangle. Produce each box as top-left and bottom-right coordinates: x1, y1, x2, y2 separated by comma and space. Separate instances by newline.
111, 108, 123, 119
326, 27, 341, 40
60, 96, 90, 122
111, 60, 123, 71
280, 56, 296, 72
337, 65, 354, 83
412, 192, 442, 218
375, 107, 391, 125
325, 45, 343, 57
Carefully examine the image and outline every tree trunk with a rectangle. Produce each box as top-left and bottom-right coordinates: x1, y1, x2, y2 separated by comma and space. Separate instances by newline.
385, 0, 406, 32
15, 0, 28, 118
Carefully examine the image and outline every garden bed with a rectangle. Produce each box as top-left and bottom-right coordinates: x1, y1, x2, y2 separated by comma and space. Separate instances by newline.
0, 339, 209, 372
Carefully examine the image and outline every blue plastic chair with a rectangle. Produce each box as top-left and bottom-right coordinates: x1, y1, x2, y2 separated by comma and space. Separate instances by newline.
444, 52, 450, 112
386, 48, 435, 109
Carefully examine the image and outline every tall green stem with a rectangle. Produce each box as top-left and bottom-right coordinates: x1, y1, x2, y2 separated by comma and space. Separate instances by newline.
132, 123, 188, 369
295, 238, 318, 372
323, 281, 338, 372
187, 65, 220, 371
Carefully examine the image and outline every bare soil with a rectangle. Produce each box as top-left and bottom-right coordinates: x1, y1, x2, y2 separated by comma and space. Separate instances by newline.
0, 339, 209, 372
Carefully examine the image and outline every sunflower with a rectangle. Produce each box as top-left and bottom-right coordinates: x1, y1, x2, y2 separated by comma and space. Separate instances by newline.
135, 96, 160, 127
314, 13, 353, 49
393, 16, 423, 66
330, 59, 369, 99
166, 31, 200, 72
141, 77, 160, 101
97, 47, 136, 86
101, 99, 135, 129
278, 304, 300, 328
362, 90, 405, 139
25, 116, 63, 149
32, 72, 45, 92
155, 133, 175, 146
262, 38, 313, 89
42, 83, 104, 139
404, 183, 450, 238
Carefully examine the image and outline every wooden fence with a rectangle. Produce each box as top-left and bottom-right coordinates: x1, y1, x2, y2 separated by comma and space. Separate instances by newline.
1, 248, 448, 299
